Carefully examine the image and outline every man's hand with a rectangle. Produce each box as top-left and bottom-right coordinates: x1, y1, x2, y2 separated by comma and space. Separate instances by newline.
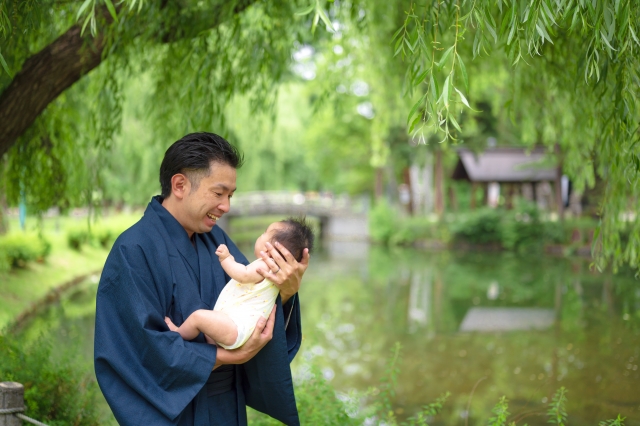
257, 242, 309, 304
212, 306, 276, 370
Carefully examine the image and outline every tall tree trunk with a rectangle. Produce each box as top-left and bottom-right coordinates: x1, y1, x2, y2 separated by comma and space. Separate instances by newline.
434, 149, 444, 216
0, 25, 107, 158
555, 144, 565, 220
375, 167, 384, 201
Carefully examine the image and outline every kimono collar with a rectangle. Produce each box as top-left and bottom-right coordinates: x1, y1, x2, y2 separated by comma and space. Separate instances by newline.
147, 196, 200, 280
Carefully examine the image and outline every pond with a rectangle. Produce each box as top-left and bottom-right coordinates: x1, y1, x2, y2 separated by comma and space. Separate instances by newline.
14, 243, 640, 425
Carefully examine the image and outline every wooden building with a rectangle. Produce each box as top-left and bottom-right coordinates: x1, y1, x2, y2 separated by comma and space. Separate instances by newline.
451, 147, 566, 214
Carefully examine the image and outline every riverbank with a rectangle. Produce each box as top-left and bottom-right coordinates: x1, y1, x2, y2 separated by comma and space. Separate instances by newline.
0, 237, 109, 331
0, 213, 141, 331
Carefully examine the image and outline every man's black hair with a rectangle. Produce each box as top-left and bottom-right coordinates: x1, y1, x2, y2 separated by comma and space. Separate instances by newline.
271, 217, 315, 262
160, 132, 244, 197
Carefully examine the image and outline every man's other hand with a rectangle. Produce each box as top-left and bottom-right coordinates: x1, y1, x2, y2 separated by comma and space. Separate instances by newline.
257, 242, 309, 304
212, 305, 276, 370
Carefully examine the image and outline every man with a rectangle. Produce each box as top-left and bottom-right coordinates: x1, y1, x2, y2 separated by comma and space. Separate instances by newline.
94, 132, 309, 425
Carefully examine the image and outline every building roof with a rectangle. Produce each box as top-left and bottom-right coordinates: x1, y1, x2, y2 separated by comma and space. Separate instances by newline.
452, 147, 557, 183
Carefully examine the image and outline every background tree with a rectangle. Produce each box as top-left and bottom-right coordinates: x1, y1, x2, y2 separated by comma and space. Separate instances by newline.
1, 0, 639, 269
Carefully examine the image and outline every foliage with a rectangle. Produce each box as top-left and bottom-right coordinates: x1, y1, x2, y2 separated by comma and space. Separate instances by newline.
369, 198, 398, 245
0, 232, 50, 272
2, 0, 640, 271
66, 223, 126, 251
451, 207, 503, 245
547, 387, 568, 426
487, 396, 510, 426
390, 0, 640, 270
0, 335, 101, 426
402, 392, 449, 426
600, 415, 627, 426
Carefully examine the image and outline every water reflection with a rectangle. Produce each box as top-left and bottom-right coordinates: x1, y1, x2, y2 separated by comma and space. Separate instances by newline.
13, 245, 640, 425
297, 245, 640, 425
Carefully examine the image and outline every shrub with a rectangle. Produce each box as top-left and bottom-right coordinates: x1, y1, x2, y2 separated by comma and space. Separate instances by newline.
451, 208, 503, 245
66, 224, 125, 250
0, 233, 51, 269
0, 335, 101, 426
501, 201, 544, 252
388, 216, 449, 246
369, 199, 398, 245
66, 226, 90, 250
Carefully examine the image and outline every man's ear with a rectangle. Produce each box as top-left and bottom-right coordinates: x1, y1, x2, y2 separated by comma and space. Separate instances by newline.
171, 174, 190, 200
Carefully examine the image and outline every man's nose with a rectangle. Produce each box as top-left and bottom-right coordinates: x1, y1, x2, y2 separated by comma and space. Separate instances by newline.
218, 198, 230, 213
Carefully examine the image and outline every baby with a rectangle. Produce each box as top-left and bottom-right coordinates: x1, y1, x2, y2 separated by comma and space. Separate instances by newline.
166, 217, 314, 349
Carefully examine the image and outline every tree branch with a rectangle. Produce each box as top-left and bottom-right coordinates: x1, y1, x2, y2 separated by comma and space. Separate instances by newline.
0, 25, 106, 158
0, 0, 259, 159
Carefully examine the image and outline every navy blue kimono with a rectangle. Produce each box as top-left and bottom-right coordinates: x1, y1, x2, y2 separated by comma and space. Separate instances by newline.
94, 197, 302, 425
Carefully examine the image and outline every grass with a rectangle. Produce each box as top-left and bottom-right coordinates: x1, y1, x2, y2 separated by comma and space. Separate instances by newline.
0, 212, 142, 330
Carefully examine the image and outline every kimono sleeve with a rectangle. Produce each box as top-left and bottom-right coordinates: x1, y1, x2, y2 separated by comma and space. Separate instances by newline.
94, 242, 216, 425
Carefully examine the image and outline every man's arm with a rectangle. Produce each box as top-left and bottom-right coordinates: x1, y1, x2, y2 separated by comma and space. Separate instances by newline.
212, 305, 276, 369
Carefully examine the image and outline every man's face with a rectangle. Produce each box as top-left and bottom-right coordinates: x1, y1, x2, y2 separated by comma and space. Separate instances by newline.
181, 161, 237, 236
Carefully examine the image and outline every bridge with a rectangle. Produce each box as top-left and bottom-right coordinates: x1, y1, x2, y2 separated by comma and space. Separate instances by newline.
218, 191, 370, 241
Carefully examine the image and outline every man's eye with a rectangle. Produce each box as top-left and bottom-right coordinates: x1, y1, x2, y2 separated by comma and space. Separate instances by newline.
215, 192, 222, 197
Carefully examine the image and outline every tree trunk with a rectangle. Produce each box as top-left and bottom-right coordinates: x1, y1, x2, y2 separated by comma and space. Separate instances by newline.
0, 25, 107, 158
375, 167, 384, 201
434, 149, 444, 216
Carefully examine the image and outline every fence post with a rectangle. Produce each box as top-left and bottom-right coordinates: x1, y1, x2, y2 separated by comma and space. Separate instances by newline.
0, 382, 23, 426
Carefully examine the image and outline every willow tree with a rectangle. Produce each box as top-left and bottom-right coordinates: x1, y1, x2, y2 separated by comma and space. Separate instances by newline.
1, 0, 639, 268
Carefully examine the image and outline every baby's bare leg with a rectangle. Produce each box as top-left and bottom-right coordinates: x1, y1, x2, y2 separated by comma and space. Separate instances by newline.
177, 309, 238, 347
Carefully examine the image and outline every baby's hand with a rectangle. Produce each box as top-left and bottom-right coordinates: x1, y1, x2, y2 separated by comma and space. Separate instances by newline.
165, 316, 178, 332
216, 244, 231, 261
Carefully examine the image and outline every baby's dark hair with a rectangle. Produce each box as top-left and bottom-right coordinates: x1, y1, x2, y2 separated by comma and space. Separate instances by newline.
271, 217, 315, 262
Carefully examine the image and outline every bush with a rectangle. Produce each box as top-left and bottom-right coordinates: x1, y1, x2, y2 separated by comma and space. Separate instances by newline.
0, 233, 51, 270
0, 335, 101, 426
66, 224, 122, 250
388, 216, 449, 246
66, 227, 90, 251
501, 201, 543, 252
451, 208, 503, 245
369, 199, 398, 245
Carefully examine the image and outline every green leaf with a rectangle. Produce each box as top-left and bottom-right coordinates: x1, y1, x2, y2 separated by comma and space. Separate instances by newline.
442, 75, 450, 108
81, 12, 93, 36
391, 25, 404, 42
455, 87, 471, 108
0, 50, 12, 77
449, 114, 462, 133
76, 0, 93, 21
457, 54, 468, 90
437, 46, 454, 68
629, 26, 640, 47
317, 8, 335, 32
599, 30, 617, 51
104, 0, 118, 22
294, 3, 315, 16
412, 69, 429, 86
430, 74, 439, 102
407, 92, 428, 126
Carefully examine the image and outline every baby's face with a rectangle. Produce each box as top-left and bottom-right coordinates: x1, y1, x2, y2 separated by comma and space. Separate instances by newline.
254, 222, 287, 259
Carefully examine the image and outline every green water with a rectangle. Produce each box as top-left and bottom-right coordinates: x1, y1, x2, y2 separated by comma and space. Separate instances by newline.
15, 245, 640, 425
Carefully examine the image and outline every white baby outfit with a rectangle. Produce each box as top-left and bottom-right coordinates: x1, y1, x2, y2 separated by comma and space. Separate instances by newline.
212, 261, 279, 349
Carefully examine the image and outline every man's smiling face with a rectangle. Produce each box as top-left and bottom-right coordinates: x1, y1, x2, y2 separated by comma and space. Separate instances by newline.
181, 161, 237, 236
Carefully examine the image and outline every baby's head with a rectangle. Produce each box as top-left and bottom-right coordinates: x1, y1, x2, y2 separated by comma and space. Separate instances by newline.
254, 217, 315, 262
